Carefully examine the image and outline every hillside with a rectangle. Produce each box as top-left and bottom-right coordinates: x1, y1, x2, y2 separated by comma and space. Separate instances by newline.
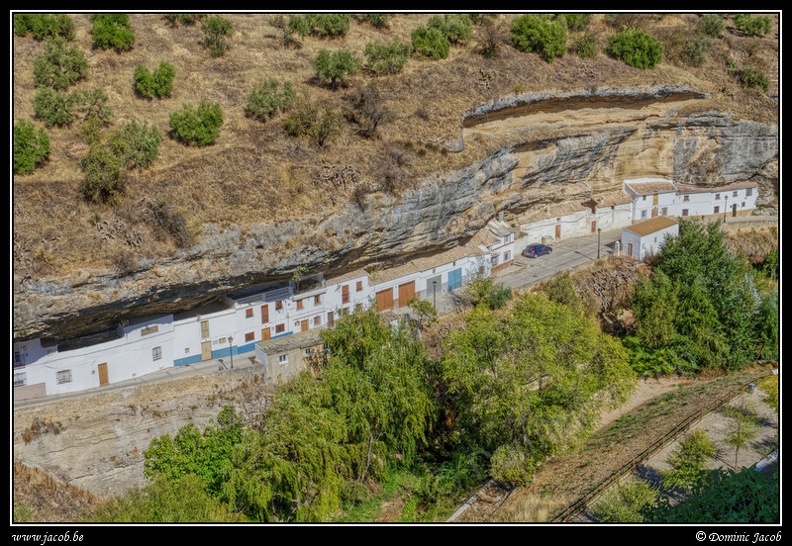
12, 13, 779, 342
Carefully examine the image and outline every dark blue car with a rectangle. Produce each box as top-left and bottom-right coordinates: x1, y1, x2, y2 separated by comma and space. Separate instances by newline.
523, 244, 552, 258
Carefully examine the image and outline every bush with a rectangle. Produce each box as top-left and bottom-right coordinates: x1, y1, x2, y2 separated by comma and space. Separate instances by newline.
14, 14, 75, 40
245, 79, 296, 122
80, 145, 123, 203
737, 68, 769, 92
699, 14, 724, 37
107, 121, 163, 169
411, 26, 450, 60
90, 13, 135, 52
306, 14, 351, 37
561, 13, 591, 32
364, 41, 412, 75
282, 94, 342, 147
344, 83, 388, 138
662, 430, 717, 491
33, 88, 77, 127
510, 14, 568, 62
680, 35, 711, 67
33, 37, 87, 90
733, 14, 772, 36
428, 14, 472, 44
591, 477, 659, 522
270, 14, 310, 47
134, 62, 175, 99
169, 101, 224, 146
353, 14, 393, 29
13, 120, 50, 175
312, 49, 361, 89
201, 16, 234, 57
606, 29, 664, 69
475, 17, 507, 59
75, 88, 113, 127
462, 276, 512, 310
574, 32, 598, 58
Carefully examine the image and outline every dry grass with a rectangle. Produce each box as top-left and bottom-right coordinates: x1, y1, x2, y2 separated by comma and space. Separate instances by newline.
13, 460, 103, 522
12, 13, 779, 277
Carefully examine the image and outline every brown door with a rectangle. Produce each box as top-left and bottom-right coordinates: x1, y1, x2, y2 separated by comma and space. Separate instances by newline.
97, 363, 109, 386
591, 220, 597, 233
732, 204, 737, 217
555, 224, 561, 239
300, 319, 309, 332
652, 194, 659, 206
261, 304, 269, 324
376, 288, 394, 311
651, 207, 658, 218
201, 341, 212, 361
342, 284, 350, 304
327, 311, 334, 327
398, 281, 416, 308
261, 328, 271, 341
200, 320, 210, 338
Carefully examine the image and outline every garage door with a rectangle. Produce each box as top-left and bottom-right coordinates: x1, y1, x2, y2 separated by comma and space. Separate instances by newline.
398, 281, 415, 308
375, 288, 394, 311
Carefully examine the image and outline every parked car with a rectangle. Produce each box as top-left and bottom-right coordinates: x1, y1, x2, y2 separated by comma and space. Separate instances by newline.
523, 244, 552, 258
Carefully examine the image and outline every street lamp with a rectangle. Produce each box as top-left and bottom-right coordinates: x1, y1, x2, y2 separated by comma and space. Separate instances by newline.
228, 335, 234, 369
432, 280, 438, 309
724, 195, 729, 223
597, 228, 602, 259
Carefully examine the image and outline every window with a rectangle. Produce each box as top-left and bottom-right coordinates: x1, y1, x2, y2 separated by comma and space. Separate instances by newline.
313, 315, 321, 326
715, 193, 720, 200
218, 337, 227, 344
733, 191, 738, 197
640, 210, 647, 219
342, 285, 350, 304
642, 195, 646, 201
275, 323, 286, 333
746, 188, 753, 197
152, 346, 162, 361
278, 354, 288, 364
296, 299, 304, 310
356, 280, 363, 292
275, 300, 283, 311
714, 206, 720, 214
56, 370, 72, 385
682, 209, 689, 217
141, 325, 159, 336
245, 308, 254, 318
683, 195, 689, 202
741, 202, 745, 208
200, 320, 210, 338
491, 254, 499, 265
660, 207, 668, 216
14, 372, 26, 387
184, 347, 190, 354
314, 294, 321, 305
245, 332, 255, 342
304, 348, 314, 356
504, 251, 511, 261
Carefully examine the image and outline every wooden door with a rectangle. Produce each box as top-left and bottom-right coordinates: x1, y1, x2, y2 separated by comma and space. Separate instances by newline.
376, 288, 394, 311
652, 194, 659, 206
261, 328, 271, 341
327, 311, 335, 327
732, 204, 737, 217
398, 281, 416, 308
555, 224, 561, 239
97, 363, 109, 386
651, 207, 658, 218
342, 284, 350, 304
300, 319, 309, 332
200, 320, 210, 339
201, 341, 212, 361
261, 304, 269, 324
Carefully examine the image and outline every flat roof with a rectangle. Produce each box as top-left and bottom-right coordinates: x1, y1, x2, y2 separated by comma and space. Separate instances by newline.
624, 180, 678, 195
675, 181, 759, 194
624, 216, 678, 237
257, 328, 324, 354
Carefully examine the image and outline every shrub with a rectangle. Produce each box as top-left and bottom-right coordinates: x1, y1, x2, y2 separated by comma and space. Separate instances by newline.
80, 145, 123, 203
591, 477, 659, 522
33, 88, 77, 127
90, 13, 135, 52
75, 88, 113, 127
312, 49, 361, 89
201, 16, 234, 57
476, 17, 507, 59
163, 14, 205, 27
33, 37, 87, 90
14, 14, 75, 40
606, 29, 663, 69
107, 121, 163, 169
245, 79, 296, 122
699, 14, 724, 37
561, 13, 591, 32
353, 14, 393, 29
377, 145, 413, 193
428, 14, 472, 44
344, 83, 388, 138
282, 94, 342, 147
733, 14, 772, 36
411, 26, 450, 60
134, 62, 175, 99
737, 68, 769, 92
13, 120, 50, 175
662, 430, 717, 491
270, 14, 310, 47
510, 14, 568, 62
574, 32, 598, 58
169, 101, 224, 147
364, 41, 412, 75
680, 35, 711, 67
305, 14, 351, 37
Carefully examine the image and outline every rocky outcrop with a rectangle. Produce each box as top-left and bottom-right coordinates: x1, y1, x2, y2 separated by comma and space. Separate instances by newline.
13, 86, 778, 343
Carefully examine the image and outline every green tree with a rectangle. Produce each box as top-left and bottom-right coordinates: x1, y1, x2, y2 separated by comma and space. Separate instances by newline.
245, 79, 296, 122
90, 14, 135, 52
163, 14, 205, 27
270, 14, 310, 47
428, 14, 472, 44
606, 29, 663, 69
14, 14, 75, 40
169, 101, 224, 146
201, 16, 234, 57
79, 144, 123, 203
33, 37, 87, 90
313, 49, 361, 89
723, 404, 759, 469
107, 120, 163, 170
305, 14, 351, 37
411, 26, 450, 60
662, 430, 717, 491
461, 276, 512, 310
282, 93, 342, 147
737, 68, 769, 92
134, 62, 175, 99
407, 297, 437, 329
733, 14, 772, 36
353, 14, 393, 29
33, 88, 77, 127
510, 14, 568, 63
591, 477, 659, 522
13, 120, 50, 175
562, 13, 592, 32
364, 42, 412, 75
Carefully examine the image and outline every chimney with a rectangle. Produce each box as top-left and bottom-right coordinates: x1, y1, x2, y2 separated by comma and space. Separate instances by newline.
498, 211, 504, 223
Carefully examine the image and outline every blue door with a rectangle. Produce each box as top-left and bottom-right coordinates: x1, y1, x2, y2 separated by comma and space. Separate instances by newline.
447, 268, 462, 291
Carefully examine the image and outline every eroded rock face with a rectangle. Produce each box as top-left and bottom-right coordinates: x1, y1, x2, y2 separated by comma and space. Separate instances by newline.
13, 86, 778, 343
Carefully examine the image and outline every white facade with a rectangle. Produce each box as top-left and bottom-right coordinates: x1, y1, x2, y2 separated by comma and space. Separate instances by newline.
621, 217, 680, 261
674, 183, 759, 219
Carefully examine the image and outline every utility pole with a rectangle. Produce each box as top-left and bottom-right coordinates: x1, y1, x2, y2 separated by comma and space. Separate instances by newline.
597, 228, 602, 259
228, 335, 234, 369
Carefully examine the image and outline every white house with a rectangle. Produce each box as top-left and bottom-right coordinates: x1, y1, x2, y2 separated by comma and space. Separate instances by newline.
623, 178, 678, 221
474, 216, 516, 272
621, 216, 679, 261
674, 182, 759, 220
